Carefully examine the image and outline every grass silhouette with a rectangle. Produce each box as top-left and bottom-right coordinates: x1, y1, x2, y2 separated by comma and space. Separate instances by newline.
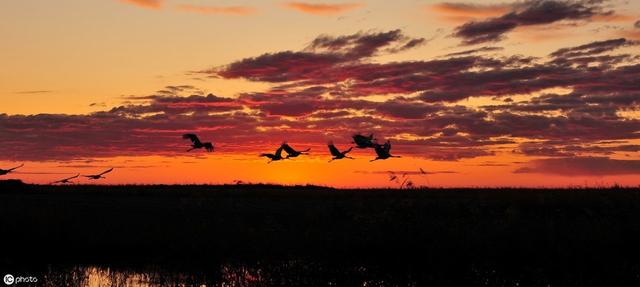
1, 180, 640, 286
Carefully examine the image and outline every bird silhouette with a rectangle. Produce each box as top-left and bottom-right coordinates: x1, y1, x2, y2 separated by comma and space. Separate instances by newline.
83, 168, 113, 180
352, 133, 376, 149
327, 141, 354, 162
52, 173, 79, 184
183, 134, 214, 152
282, 142, 310, 159
370, 141, 401, 162
260, 146, 287, 163
0, 164, 23, 176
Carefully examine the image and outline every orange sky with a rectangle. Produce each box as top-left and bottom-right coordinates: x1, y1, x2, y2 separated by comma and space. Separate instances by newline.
1, 0, 639, 187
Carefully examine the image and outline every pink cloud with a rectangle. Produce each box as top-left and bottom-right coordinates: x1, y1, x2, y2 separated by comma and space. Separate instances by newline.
285, 2, 363, 15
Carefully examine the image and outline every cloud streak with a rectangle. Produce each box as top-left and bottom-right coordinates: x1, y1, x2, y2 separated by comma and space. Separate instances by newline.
118, 0, 162, 10
285, 2, 363, 15
176, 4, 256, 15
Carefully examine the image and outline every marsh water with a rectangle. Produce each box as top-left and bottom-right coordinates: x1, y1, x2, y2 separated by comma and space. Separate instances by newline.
22, 258, 640, 287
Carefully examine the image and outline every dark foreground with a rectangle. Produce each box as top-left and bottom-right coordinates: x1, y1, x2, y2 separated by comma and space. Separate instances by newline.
1, 181, 640, 286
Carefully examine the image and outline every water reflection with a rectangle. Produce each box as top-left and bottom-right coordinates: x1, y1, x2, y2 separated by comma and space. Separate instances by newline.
31, 259, 640, 287
38, 261, 424, 287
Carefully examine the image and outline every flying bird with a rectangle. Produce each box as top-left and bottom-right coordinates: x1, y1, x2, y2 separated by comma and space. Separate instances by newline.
0, 164, 23, 176
182, 134, 214, 152
370, 141, 401, 162
352, 133, 376, 149
327, 141, 354, 162
260, 146, 287, 163
83, 168, 113, 180
52, 173, 79, 184
282, 142, 310, 159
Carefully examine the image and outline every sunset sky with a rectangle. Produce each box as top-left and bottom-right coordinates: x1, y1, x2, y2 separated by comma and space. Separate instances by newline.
1, 0, 639, 187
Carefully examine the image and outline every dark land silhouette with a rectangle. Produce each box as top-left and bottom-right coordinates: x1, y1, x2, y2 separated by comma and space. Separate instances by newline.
1, 180, 640, 286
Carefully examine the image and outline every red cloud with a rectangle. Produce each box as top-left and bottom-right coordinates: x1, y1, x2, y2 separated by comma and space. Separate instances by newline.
118, 0, 162, 9
514, 157, 640, 176
429, 2, 511, 23
285, 2, 363, 15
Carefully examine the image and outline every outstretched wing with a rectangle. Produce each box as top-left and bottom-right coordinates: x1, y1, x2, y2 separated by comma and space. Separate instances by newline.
204, 142, 214, 152
342, 147, 353, 154
182, 134, 202, 145
275, 146, 284, 157
281, 143, 296, 154
374, 144, 385, 157
383, 141, 391, 153
99, 168, 114, 176
352, 134, 365, 144
65, 173, 80, 181
8, 164, 24, 171
328, 143, 341, 156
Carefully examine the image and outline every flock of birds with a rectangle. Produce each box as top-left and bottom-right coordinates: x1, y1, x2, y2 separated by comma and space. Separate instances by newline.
0, 164, 114, 184
183, 133, 400, 163
0, 133, 402, 184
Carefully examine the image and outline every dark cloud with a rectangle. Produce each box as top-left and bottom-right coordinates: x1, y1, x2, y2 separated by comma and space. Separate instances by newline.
215, 30, 424, 83
307, 29, 425, 58
444, 46, 504, 57
514, 157, 640, 176
15, 90, 53, 94
550, 38, 638, 58
453, 0, 611, 45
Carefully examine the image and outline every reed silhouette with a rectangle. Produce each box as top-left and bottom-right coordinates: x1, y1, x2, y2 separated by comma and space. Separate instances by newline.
2, 183, 640, 287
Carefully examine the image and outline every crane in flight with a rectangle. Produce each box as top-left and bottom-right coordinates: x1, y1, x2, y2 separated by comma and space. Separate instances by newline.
260, 146, 287, 163
327, 142, 354, 162
282, 142, 310, 159
0, 164, 23, 176
352, 134, 376, 149
52, 173, 79, 184
83, 168, 113, 180
182, 134, 214, 152
370, 141, 401, 162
